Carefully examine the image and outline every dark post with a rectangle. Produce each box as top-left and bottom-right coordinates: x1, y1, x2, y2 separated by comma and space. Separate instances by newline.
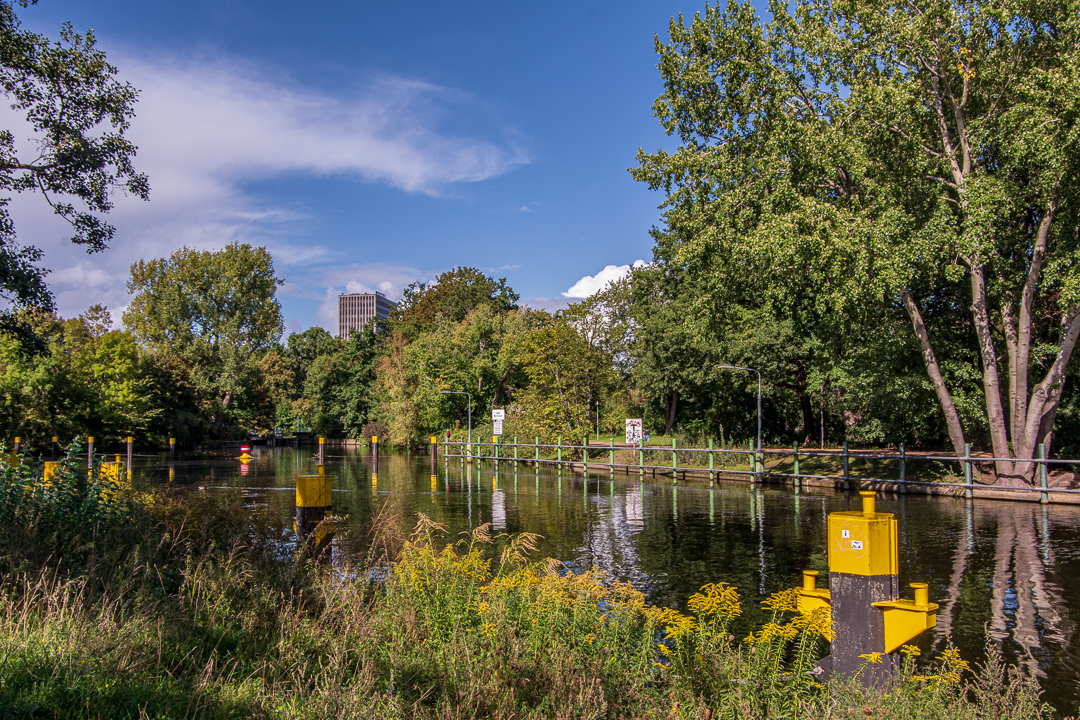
51, 436, 58, 462
13, 436, 20, 457
898, 443, 906, 494
793, 441, 800, 488
169, 437, 176, 463
963, 443, 973, 499
842, 441, 850, 490
318, 436, 325, 465
87, 436, 94, 470
126, 436, 134, 480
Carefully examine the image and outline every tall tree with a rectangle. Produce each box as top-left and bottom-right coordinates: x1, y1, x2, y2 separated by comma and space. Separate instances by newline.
395, 266, 519, 335
123, 243, 283, 434
635, 0, 1080, 483
0, 1, 148, 323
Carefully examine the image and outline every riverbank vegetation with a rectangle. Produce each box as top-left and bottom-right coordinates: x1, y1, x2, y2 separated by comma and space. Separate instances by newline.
0, 457, 1061, 719
1, 1, 1079, 480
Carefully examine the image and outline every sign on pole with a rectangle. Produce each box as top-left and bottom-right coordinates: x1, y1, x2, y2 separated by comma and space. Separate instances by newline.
625, 419, 643, 444
493, 419, 504, 436
492, 409, 505, 421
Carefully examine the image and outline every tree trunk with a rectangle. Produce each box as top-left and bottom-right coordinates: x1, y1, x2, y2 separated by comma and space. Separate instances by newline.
900, 290, 967, 456
970, 263, 1014, 479
664, 390, 678, 435
796, 365, 814, 445
213, 390, 233, 433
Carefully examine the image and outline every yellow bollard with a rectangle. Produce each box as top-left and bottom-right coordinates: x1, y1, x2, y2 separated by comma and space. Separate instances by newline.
295, 470, 334, 561
793, 491, 938, 680
43, 461, 59, 485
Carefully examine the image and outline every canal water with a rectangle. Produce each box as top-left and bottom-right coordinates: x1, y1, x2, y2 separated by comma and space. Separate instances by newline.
135, 446, 1080, 715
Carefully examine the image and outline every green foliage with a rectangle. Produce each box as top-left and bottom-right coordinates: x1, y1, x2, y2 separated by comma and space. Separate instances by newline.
0, 1, 148, 324
124, 243, 284, 436
395, 266, 520, 337
0, 504, 1053, 719
517, 311, 616, 443
633, 0, 1080, 470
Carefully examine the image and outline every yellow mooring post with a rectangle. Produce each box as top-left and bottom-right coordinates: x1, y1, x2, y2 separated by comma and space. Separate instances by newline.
126, 436, 134, 480
51, 436, 58, 461
371, 435, 378, 491
7, 436, 20, 468
296, 465, 334, 561
87, 436, 95, 472
794, 491, 938, 682
318, 436, 325, 464
430, 436, 437, 492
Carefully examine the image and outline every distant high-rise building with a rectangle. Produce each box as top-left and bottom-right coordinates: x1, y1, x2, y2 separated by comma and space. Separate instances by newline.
338, 291, 395, 339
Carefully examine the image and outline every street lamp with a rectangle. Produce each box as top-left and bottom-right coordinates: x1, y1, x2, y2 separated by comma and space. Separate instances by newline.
718, 365, 762, 468
440, 390, 472, 462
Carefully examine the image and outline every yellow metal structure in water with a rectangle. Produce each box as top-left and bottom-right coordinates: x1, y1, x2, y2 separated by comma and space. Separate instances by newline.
794, 491, 938, 678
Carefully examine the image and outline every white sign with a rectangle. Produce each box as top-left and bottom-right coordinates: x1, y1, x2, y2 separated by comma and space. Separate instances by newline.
625, 418, 643, 444
493, 419, 504, 436
492, 409, 505, 421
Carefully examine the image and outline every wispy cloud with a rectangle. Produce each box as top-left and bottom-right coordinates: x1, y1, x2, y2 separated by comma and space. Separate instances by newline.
1, 54, 528, 319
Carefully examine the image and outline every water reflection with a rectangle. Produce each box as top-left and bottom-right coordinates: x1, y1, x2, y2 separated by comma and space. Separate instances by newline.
135, 446, 1080, 714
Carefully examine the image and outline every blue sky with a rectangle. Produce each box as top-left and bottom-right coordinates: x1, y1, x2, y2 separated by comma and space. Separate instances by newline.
12, 0, 750, 334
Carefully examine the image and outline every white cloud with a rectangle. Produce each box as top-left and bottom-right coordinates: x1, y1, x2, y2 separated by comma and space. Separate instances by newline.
562, 260, 645, 299
0, 54, 528, 319
519, 206, 531, 212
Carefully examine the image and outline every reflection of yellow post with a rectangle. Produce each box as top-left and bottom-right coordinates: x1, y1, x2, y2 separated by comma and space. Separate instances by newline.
794, 491, 938, 680
371, 471, 378, 493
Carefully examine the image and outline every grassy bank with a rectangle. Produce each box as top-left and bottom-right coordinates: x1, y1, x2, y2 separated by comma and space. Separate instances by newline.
0, 453, 1066, 719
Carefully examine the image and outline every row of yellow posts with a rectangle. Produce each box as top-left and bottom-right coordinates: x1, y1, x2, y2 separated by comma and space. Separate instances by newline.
7, 435, 139, 485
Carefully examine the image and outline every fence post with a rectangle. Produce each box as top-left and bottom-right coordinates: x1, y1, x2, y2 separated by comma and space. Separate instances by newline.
842, 441, 850, 490
639, 444, 644, 478
748, 439, 755, 484
964, 443, 973, 499
793, 441, 800, 488
557, 437, 562, 468
535, 437, 540, 466
583, 437, 588, 475
1039, 443, 1049, 504
609, 439, 614, 475
672, 437, 677, 484
899, 442, 906, 494
514, 437, 518, 464
708, 438, 715, 485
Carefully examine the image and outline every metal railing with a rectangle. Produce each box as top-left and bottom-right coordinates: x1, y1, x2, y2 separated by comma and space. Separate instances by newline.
440, 437, 1078, 504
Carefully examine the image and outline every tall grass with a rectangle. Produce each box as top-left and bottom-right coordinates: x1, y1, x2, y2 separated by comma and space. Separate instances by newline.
0, 456, 1066, 718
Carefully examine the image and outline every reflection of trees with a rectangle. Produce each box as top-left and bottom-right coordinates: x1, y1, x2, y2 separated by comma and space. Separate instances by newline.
935, 503, 1071, 679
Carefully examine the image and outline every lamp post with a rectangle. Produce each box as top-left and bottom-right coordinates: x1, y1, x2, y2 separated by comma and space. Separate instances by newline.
719, 365, 762, 475
440, 390, 472, 462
